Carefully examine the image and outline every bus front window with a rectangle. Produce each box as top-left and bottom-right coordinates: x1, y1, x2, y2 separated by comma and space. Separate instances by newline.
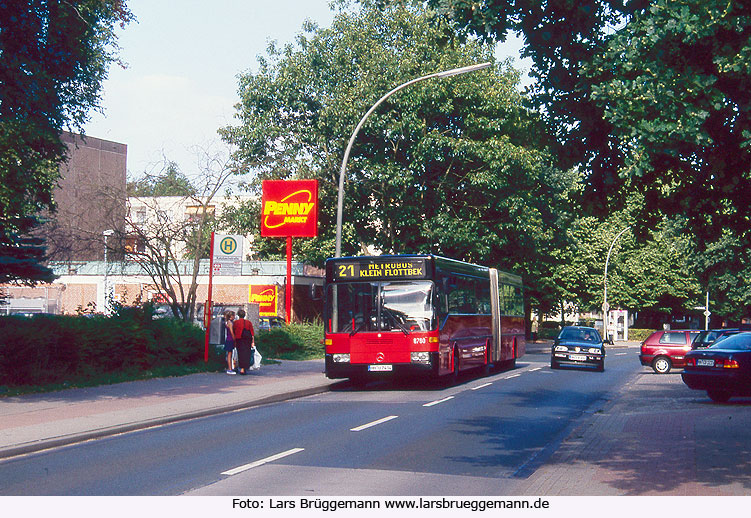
327, 281, 435, 334
380, 281, 434, 332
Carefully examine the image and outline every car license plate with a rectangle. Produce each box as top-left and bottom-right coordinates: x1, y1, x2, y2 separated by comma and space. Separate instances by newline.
368, 364, 393, 372
697, 359, 714, 367
569, 354, 587, 361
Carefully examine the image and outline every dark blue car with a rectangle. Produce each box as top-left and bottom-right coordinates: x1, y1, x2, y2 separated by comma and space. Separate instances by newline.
682, 332, 751, 402
551, 326, 605, 372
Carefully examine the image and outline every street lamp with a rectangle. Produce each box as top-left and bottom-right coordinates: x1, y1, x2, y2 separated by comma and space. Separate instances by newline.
602, 225, 631, 342
334, 62, 492, 257
103, 229, 114, 314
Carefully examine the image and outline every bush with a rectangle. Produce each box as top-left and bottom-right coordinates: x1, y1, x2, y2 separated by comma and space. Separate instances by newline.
0, 307, 221, 390
255, 321, 324, 361
627, 328, 657, 342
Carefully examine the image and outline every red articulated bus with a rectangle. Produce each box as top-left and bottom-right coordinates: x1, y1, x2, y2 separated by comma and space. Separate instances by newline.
324, 255, 525, 384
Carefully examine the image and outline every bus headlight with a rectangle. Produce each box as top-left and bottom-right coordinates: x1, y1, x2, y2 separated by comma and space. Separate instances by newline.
411, 352, 431, 364
332, 354, 350, 363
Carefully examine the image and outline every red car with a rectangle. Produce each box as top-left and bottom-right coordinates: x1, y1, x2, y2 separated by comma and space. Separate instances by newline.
639, 329, 700, 374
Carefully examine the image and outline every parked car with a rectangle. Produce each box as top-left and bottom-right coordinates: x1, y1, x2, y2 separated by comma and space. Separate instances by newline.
551, 326, 605, 372
691, 328, 739, 350
259, 316, 284, 331
682, 333, 751, 402
639, 329, 700, 374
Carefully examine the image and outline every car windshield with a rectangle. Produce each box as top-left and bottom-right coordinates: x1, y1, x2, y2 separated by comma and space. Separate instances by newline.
559, 327, 600, 343
693, 331, 720, 344
709, 333, 751, 350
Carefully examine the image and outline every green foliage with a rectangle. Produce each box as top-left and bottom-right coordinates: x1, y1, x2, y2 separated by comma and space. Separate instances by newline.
586, 0, 751, 243
628, 329, 657, 342
0, 215, 56, 284
419, 0, 751, 320
222, 2, 577, 319
0, 1, 133, 283
0, 307, 219, 389
127, 161, 197, 197
255, 322, 324, 360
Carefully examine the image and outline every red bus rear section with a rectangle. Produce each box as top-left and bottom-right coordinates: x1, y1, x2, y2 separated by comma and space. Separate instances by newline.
324, 255, 525, 382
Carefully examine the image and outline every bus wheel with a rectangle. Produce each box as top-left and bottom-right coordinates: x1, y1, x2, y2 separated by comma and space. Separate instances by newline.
482, 341, 492, 376
449, 346, 460, 385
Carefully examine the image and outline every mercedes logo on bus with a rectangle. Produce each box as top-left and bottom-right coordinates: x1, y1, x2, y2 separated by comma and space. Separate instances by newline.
376, 353, 385, 363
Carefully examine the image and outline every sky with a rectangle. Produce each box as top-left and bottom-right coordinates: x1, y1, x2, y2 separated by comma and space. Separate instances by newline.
84, 0, 529, 183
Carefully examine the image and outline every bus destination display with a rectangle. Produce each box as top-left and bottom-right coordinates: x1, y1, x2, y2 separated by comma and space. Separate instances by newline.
334, 259, 427, 281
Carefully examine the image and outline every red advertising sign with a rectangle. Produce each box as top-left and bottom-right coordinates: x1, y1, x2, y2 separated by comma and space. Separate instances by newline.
261, 180, 318, 237
249, 285, 278, 316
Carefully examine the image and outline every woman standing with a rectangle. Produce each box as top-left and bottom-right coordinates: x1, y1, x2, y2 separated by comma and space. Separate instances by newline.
223, 310, 236, 375
233, 309, 255, 375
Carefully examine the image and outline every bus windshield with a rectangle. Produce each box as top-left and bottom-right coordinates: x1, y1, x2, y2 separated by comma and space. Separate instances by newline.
327, 281, 434, 335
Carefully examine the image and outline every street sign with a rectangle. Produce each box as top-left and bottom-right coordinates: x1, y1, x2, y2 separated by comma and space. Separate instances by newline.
212, 234, 243, 276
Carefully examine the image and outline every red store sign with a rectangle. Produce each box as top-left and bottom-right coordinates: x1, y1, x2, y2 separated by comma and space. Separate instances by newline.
261, 180, 319, 237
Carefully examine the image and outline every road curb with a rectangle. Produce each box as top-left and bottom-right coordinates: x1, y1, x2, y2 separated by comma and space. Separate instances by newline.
0, 383, 333, 460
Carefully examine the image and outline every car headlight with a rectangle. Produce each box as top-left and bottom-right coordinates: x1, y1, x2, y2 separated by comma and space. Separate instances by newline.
555, 345, 568, 352
588, 348, 601, 354
411, 351, 431, 364
332, 353, 350, 363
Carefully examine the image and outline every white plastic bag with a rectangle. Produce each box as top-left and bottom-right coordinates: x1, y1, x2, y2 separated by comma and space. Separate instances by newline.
251, 348, 262, 370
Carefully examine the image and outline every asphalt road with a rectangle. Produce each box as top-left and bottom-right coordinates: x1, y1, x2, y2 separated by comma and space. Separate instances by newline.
0, 351, 640, 496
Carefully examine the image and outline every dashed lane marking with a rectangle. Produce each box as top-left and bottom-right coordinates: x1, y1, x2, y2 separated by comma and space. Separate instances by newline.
471, 383, 493, 391
221, 448, 305, 476
350, 415, 399, 432
423, 396, 455, 407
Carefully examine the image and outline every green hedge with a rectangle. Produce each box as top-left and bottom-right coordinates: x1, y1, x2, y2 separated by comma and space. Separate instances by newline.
627, 328, 657, 342
0, 307, 222, 388
256, 321, 324, 361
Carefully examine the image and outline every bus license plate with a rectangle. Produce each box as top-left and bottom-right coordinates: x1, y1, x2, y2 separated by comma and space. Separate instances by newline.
569, 354, 587, 361
368, 364, 393, 372
697, 359, 714, 367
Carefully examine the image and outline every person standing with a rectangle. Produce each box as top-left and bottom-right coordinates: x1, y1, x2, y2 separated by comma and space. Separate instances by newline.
223, 310, 236, 375
233, 309, 255, 375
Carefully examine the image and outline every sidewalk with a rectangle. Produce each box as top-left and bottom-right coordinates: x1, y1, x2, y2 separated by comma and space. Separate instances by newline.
0, 359, 333, 460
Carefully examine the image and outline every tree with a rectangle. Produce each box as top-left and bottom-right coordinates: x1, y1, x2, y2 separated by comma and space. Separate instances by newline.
116, 149, 241, 321
0, 0, 133, 283
221, 2, 578, 324
127, 161, 197, 197
582, 1, 751, 242
405, 0, 751, 320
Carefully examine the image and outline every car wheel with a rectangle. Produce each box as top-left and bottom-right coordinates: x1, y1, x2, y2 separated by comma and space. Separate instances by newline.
550, 359, 559, 369
595, 361, 604, 372
652, 356, 671, 374
707, 390, 732, 403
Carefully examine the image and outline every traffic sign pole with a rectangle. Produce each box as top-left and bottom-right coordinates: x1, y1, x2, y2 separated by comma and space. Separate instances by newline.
204, 231, 215, 363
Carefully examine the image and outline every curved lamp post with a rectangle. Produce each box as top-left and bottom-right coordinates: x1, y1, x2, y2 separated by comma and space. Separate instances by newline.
602, 225, 631, 341
334, 62, 492, 257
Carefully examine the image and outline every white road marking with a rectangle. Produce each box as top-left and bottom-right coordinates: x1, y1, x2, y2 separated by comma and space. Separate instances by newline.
504, 374, 521, 379
529, 367, 542, 372
221, 448, 304, 476
616, 353, 628, 356
471, 382, 493, 391
423, 396, 455, 407
350, 415, 399, 431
